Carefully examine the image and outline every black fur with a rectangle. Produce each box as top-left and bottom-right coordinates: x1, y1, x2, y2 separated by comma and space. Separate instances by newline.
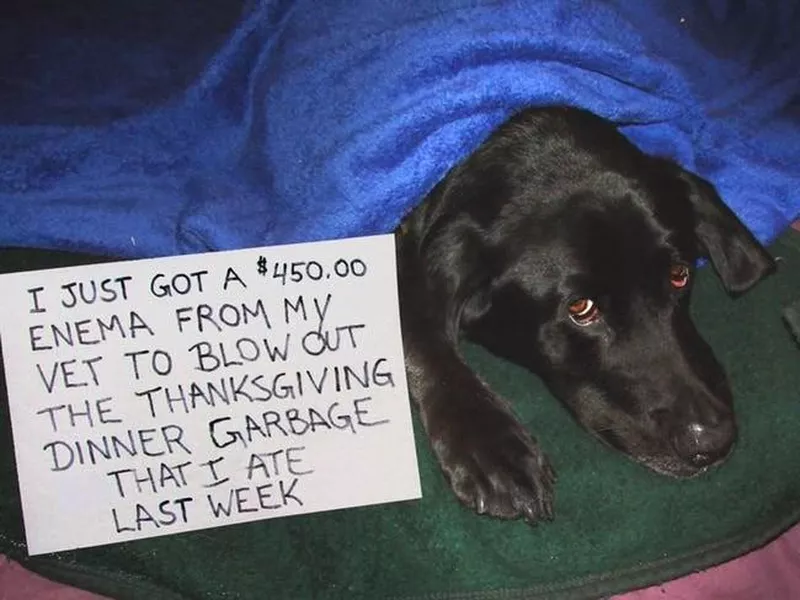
398, 106, 775, 523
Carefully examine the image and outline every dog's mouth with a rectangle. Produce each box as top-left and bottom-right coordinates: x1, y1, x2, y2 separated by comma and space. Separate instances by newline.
632, 451, 727, 479
591, 421, 736, 479
555, 376, 738, 478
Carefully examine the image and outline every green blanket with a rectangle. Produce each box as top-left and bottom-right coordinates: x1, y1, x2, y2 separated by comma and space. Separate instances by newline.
2, 232, 800, 600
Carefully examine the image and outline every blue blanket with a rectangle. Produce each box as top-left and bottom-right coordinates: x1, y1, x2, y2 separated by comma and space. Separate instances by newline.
1, 1, 799, 258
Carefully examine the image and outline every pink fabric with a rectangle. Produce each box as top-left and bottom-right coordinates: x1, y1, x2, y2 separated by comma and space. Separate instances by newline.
0, 555, 107, 600
614, 523, 800, 600
1, 523, 799, 599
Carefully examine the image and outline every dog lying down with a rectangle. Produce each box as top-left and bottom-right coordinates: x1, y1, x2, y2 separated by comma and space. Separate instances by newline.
397, 106, 776, 524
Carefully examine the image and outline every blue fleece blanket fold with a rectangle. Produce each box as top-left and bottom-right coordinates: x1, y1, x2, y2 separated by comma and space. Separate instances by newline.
1, 0, 799, 258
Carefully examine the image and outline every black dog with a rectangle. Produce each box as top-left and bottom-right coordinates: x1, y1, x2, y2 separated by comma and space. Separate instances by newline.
397, 106, 775, 524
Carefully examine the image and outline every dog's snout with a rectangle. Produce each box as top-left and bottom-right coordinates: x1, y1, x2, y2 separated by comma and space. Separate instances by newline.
671, 418, 736, 468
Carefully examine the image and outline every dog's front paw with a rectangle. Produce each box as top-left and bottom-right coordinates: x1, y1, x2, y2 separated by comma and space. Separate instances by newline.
429, 402, 556, 524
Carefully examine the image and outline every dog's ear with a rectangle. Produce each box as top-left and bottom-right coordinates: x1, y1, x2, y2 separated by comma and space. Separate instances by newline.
403, 169, 496, 341
676, 168, 776, 295
419, 219, 494, 340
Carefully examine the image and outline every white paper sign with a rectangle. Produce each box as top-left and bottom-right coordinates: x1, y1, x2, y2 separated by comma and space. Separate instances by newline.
0, 234, 421, 555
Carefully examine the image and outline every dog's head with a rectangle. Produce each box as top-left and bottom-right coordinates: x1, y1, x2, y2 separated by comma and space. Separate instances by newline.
423, 107, 775, 477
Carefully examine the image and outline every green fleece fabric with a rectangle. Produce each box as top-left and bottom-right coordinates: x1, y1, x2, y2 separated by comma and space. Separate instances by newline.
1, 232, 800, 600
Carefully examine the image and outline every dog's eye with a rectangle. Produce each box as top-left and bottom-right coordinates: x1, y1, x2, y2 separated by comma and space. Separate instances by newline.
568, 298, 599, 325
669, 264, 690, 289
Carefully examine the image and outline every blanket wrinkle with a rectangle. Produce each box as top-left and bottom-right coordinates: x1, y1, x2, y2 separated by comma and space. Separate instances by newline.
0, 0, 798, 258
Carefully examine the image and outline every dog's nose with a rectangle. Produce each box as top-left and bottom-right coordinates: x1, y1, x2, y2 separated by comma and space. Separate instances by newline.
671, 419, 736, 468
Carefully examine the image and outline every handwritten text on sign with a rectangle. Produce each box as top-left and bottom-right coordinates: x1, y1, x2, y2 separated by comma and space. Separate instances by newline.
0, 234, 420, 555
